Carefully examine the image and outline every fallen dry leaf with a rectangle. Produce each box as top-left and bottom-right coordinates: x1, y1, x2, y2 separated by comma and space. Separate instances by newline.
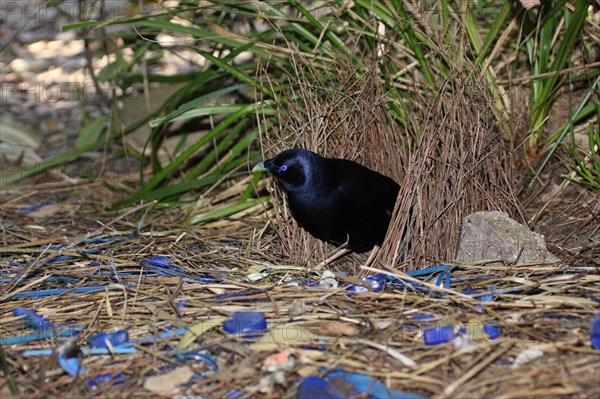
143, 366, 194, 395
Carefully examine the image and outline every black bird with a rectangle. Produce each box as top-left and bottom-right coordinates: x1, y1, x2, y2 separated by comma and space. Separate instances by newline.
254, 148, 400, 252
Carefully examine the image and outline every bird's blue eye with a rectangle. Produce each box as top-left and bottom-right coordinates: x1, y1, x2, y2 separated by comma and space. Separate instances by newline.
280, 165, 288, 172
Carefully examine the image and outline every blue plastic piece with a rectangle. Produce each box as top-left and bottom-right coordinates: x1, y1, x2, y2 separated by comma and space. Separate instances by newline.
297, 376, 346, 399
175, 351, 218, 372
324, 370, 425, 399
406, 264, 451, 277
13, 308, 53, 330
215, 289, 265, 301
348, 273, 387, 292
223, 311, 267, 340
87, 330, 129, 348
411, 313, 435, 321
462, 286, 497, 311
19, 200, 52, 212
386, 276, 426, 292
225, 389, 249, 399
8, 284, 135, 299
0, 325, 84, 345
483, 325, 501, 341
424, 326, 457, 345
434, 271, 451, 291
58, 354, 85, 376
58, 343, 85, 376
140, 256, 186, 276
591, 313, 600, 350
23, 346, 137, 356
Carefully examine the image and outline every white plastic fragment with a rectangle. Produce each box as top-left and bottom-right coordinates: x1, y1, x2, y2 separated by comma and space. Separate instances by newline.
319, 270, 338, 289
511, 348, 544, 368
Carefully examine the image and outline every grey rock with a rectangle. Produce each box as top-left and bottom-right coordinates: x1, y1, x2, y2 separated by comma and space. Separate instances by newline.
455, 211, 560, 265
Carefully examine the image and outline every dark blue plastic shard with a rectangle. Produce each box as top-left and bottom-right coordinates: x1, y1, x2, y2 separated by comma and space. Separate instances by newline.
591, 313, 600, 350
297, 376, 346, 399
424, 326, 457, 345
347, 273, 387, 292
223, 311, 267, 340
325, 370, 429, 399
87, 329, 129, 348
13, 308, 53, 331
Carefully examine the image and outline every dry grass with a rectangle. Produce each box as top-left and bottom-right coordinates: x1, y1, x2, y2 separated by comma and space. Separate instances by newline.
259, 49, 520, 270
258, 48, 407, 268
0, 180, 598, 398
377, 70, 520, 270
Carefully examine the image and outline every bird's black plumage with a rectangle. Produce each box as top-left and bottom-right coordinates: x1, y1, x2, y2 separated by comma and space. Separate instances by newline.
256, 148, 400, 252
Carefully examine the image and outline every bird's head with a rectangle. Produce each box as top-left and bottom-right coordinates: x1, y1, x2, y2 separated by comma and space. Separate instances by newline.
253, 148, 320, 192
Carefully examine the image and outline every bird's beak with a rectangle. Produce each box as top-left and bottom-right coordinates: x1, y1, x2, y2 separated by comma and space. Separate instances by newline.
252, 162, 267, 173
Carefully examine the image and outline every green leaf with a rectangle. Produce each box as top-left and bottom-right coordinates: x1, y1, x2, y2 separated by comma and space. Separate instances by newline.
184, 196, 270, 225
75, 115, 108, 151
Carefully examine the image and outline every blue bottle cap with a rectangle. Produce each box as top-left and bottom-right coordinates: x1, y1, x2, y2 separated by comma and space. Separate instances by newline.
223, 311, 267, 340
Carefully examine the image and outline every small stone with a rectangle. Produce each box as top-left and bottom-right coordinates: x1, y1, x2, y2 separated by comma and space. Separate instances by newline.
10, 58, 48, 73
455, 211, 560, 265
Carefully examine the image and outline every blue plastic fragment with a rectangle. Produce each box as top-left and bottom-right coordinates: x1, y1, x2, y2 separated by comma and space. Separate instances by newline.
178, 299, 188, 309
483, 325, 501, 341
479, 285, 496, 302
0, 325, 84, 345
225, 389, 249, 399
591, 313, 600, 350
320, 370, 428, 399
144, 255, 172, 268
223, 311, 267, 340
424, 326, 457, 345
58, 343, 85, 376
46, 255, 76, 263
411, 314, 435, 321
13, 308, 53, 330
22, 346, 137, 356
386, 276, 426, 292
19, 200, 52, 213
141, 255, 186, 276
58, 354, 85, 376
7, 284, 135, 300
297, 376, 346, 399
215, 289, 265, 301
462, 286, 497, 311
175, 351, 218, 373
134, 327, 188, 344
347, 273, 387, 292
364, 273, 386, 291
406, 264, 451, 277
87, 330, 129, 349
434, 271, 451, 290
